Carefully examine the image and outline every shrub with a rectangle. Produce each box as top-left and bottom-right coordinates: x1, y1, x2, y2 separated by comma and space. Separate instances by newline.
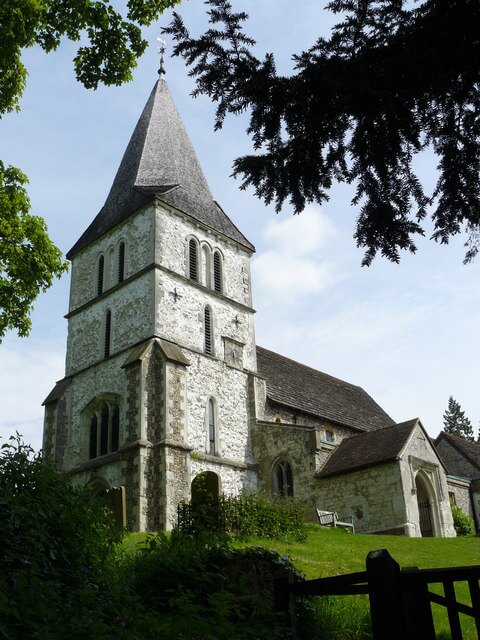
450, 502, 475, 537
0, 435, 123, 639
177, 492, 309, 542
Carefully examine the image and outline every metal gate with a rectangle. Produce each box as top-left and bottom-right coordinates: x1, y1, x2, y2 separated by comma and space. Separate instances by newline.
418, 499, 433, 537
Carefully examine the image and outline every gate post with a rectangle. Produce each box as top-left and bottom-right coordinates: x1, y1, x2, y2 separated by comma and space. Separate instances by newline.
366, 549, 407, 640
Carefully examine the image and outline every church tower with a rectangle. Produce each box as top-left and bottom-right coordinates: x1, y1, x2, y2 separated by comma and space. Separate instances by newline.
43, 69, 258, 530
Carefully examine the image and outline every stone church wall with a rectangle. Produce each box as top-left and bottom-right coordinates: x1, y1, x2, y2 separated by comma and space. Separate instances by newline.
317, 463, 407, 534
69, 207, 155, 312
446, 477, 473, 518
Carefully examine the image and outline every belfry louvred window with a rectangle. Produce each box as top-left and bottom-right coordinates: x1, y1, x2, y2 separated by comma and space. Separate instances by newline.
118, 241, 125, 283
89, 401, 120, 460
104, 310, 112, 358
97, 255, 104, 295
213, 251, 222, 293
204, 306, 213, 355
189, 238, 198, 281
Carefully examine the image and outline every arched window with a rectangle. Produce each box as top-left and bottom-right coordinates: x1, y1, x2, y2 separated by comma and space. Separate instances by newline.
88, 401, 121, 460
204, 306, 213, 355
104, 310, 112, 358
207, 398, 217, 455
118, 241, 125, 283
272, 460, 294, 497
189, 238, 198, 281
202, 245, 211, 288
213, 250, 223, 294
97, 255, 105, 295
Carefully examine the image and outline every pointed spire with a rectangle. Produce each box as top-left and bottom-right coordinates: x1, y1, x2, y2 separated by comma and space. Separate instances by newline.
67, 77, 254, 258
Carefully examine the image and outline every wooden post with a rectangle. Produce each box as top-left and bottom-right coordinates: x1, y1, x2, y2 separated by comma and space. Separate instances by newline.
366, 549, 407, 640
274, 571, 296, 635
402, 567, 436, 639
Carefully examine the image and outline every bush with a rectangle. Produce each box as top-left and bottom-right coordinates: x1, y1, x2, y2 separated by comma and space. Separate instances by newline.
177, 492, 309, 542
450, 502, 475, 537
0, 435, 123, 639
127, 531, 305, 640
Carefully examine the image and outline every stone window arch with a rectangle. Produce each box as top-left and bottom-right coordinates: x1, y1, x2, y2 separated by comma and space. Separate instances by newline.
201, 243, 212, 288
271, 458, 294, 497
188, 236, 199, 281
204, 305, 213, 355
96, 254, 105, 295
87, 399, 121, 460
104, 309, 112, 358
213, 250, 223, 294
206, 397, 219, 455
117, 240, 126, 283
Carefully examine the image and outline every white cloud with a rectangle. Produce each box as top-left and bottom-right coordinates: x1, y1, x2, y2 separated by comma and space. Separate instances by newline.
252, 206, 338, 302
0, 343, 65, 452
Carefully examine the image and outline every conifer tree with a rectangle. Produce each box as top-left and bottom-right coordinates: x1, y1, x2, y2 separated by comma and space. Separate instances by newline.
443, 396, 474, 442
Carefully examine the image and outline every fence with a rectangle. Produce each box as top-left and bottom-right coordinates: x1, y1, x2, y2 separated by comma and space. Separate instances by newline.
274, 548, 480, 640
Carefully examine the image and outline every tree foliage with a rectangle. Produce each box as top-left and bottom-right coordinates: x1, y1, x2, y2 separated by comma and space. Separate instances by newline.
443, 395, 474, 441
165, 0, 480, 265
0, 0, 180, 339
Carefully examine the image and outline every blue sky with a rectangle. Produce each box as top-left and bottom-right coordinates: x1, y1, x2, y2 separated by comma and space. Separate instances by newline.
1, 0, 479, 451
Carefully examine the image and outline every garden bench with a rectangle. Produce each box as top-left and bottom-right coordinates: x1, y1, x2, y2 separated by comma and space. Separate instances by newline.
316, 508, 355, 533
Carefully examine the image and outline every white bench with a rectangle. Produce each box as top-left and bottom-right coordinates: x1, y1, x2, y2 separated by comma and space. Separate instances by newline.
316, 508, 355, 533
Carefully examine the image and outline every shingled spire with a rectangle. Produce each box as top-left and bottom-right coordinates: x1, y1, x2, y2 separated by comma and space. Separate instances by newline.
67, 78, 253, 258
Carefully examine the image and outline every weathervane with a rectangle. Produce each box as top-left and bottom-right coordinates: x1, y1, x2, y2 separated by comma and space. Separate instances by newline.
157, 36, 166, 76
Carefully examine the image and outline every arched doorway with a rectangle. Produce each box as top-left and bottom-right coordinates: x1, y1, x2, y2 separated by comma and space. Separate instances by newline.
191, 471, 220, 507
416, 473, 434, 537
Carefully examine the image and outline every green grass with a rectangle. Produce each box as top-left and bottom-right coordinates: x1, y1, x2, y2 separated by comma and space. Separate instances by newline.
235, 525, 480, 639
124, 527, 480, 639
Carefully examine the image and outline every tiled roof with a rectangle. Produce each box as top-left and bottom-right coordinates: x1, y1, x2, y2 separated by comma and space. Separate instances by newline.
318, 418, 419, 478
67, 78, 254, 258
434, 431, 480, 472
256, 346, 394, 432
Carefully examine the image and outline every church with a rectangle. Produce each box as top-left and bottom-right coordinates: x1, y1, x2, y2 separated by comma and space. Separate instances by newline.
43, 68, 460, 537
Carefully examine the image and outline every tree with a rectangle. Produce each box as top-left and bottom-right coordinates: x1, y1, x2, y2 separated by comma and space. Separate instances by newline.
0, 0, 180, 340
165, 0, 480, 265
443, 396, 474, 441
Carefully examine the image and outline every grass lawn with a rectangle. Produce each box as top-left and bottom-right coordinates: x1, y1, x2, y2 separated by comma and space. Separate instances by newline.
125, 527, 480, 639
237, 525, 480, 639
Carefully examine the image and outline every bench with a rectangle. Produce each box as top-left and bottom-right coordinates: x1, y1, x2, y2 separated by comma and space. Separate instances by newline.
316, 508, 355, 533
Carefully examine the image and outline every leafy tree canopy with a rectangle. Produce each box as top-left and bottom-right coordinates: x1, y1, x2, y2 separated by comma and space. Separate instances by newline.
165, 0, 480, 265
443, 395, 474, 442
0, 0, 180, 340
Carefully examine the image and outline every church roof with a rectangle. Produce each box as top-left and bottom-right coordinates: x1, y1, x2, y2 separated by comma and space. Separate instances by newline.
318, 418, 420, 478
256, 346, 394, 432
434, 431, 480, 472
67, 78, 254, 259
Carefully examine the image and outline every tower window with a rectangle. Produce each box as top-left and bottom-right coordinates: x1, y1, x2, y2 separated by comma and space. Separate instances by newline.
189, 238, 198, 281
118, 241, 125, 283
213, 251, 223, 293
204, 306, 213, 355
88, 401, 120, 460
207, 398, 217, 455
104, 310, 112, 358
97, 255, 104, 295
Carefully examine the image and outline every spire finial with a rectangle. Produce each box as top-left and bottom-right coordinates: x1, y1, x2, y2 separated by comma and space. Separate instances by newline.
157, 37, 166, 76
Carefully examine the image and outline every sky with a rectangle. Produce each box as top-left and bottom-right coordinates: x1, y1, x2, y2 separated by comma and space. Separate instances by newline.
1, 0, 479, 452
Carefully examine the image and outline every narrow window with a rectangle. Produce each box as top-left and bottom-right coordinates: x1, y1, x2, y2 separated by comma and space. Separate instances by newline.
189, 238, 198, 281
118, 241, 125, 283
208, 399, 216, 455
111, 406, 120, 452
213, 251, 223, 293
97, 255, 104, 295
100, 404, 109, 456
104, 310, 112, 358
274, 460, 294, 497
89, 415, 98, 460
325, 429, 335, 443
204, 306, 213, 355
